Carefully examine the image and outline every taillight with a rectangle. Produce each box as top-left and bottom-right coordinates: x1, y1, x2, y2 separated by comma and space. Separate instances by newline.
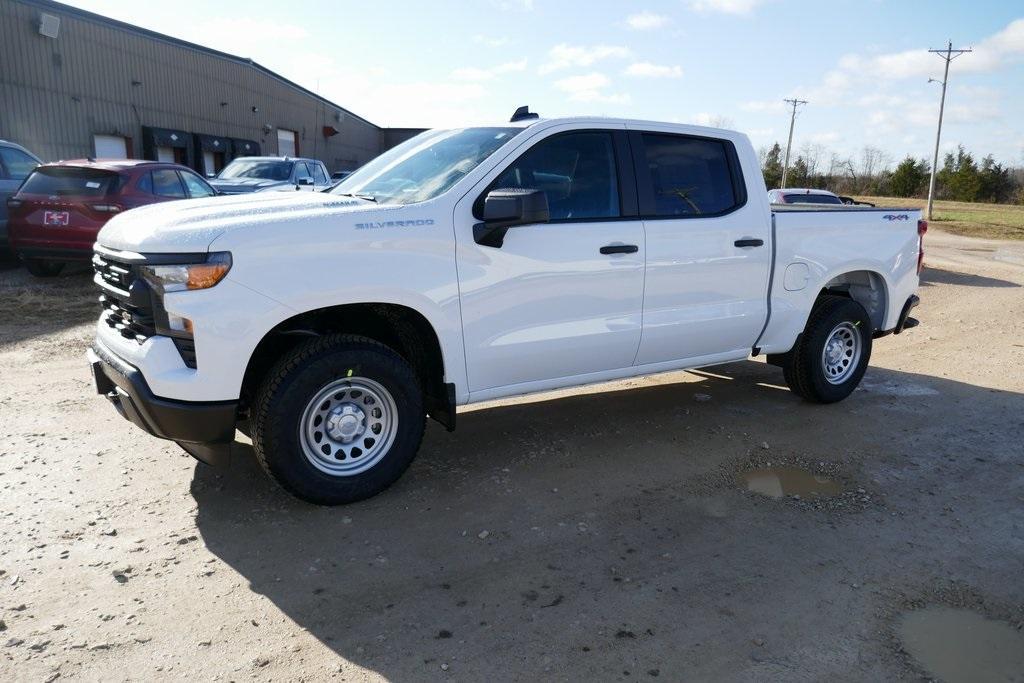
90, 204, 122, 213
917, 219, 927, 274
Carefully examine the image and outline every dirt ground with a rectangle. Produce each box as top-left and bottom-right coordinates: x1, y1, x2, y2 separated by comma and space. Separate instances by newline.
1, 229, 1022, 682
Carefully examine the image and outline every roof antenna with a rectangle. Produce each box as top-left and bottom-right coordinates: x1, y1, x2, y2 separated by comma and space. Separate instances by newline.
510, 105, 539, 122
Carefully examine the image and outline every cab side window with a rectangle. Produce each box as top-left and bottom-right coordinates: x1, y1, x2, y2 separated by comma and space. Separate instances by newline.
492, 132, 620, 221
311, 163, 328, 185
0, 148, 39, 180
152, 169, 186, 198
179, 171, 215, 198
640, 133, 742, 217
293, 162, 312, 182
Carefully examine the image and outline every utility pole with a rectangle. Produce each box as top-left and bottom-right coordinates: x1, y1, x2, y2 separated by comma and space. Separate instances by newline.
781, 98, 807, 188
926, 41, 971, 220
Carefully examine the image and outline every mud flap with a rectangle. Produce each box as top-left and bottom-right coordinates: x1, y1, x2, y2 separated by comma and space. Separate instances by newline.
176, 440, 232, 468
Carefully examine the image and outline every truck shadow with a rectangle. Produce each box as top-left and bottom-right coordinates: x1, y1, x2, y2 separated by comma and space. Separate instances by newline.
190, 360, 1024, 680
920, 266, 1020, 288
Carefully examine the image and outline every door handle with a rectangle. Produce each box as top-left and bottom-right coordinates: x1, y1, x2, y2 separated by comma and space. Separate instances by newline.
734, 238, 764, 248
600, 244, 639, 255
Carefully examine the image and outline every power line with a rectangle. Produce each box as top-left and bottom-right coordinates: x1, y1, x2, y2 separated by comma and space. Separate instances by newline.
925, 41, 972, 221
781, 98, 808, 188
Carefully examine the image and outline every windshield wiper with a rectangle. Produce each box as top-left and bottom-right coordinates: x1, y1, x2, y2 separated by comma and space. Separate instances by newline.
337, 192, 377, 203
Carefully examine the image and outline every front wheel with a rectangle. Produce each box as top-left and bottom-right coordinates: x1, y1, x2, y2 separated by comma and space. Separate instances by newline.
23, 258, 65, 277
251, 334, 425, 505
783, 295, 872, 404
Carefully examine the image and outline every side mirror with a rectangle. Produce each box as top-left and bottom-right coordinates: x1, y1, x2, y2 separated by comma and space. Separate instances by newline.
297, 177, 314, 186
473, 188, 549, 248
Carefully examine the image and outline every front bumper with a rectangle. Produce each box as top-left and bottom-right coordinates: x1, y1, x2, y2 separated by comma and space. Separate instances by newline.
88, 343, 237, 465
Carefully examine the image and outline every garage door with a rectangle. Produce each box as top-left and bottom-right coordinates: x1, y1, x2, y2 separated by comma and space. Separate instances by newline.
93, 134, 128, 159
277, 128, 298, 157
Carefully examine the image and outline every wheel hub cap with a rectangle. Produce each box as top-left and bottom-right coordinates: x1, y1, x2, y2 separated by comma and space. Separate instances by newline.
325, 404, 366, 443
821, 321, 862, 385
298, 377, 399, 477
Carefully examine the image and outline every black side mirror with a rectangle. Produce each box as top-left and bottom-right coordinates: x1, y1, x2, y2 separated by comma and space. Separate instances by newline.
473, 188, 549, 248
297, 177, 314, 186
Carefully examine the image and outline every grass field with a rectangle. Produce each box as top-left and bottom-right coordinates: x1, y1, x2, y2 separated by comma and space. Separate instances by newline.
857, 196, 1024, 241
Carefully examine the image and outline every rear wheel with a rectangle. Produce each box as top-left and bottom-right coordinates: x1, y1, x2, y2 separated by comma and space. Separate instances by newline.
782, 295, 872, 403
251, 334, 425, 505
23, 258, 64, 277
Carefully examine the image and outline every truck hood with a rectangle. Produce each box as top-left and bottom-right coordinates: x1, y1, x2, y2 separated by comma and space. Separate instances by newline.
97, 191, 378, 253
209, 177, 288, 193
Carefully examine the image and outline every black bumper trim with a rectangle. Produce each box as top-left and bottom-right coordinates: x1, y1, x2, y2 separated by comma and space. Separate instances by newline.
88, 344, 237, 450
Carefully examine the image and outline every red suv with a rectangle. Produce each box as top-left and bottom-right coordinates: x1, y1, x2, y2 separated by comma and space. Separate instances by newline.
7, 160, 218, 276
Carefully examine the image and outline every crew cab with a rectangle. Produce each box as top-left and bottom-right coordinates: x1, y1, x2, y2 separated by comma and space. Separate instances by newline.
88, 111, 924, 505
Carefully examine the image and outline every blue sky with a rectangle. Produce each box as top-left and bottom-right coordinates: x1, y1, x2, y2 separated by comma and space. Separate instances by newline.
66, 0, 1024, 167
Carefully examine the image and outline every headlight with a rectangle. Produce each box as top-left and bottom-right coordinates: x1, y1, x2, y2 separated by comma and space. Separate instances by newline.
140, 252, 231, 294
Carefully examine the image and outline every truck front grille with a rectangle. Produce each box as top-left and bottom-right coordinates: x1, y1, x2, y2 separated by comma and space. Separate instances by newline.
93, 251, 154, 344
92, 248, 197, 369
99, 293, 156, 343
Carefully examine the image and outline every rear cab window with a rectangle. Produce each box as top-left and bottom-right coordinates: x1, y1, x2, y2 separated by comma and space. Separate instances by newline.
18, 167, 121, 197
636, 132, 745, 217
783, 193, 842, 205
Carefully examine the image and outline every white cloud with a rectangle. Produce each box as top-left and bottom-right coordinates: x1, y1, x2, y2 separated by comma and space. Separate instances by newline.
626, 11, 670, 30
472, 34, 511, 48
539, 44, 631, 74
624, 62, 683, 78
451, 59, 528, 81
553, 72, 630, 104
687, 0, 764, 15
690, 113, 734, 128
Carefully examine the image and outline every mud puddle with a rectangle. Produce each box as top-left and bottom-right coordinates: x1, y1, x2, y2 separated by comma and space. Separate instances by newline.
740, 467, 841, 499
897, 606, 1024, 682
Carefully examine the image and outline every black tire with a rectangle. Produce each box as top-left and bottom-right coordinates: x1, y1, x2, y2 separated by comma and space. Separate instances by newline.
251, 334, 425, 505
782, 295, 872, 404
23, 258, 65, 277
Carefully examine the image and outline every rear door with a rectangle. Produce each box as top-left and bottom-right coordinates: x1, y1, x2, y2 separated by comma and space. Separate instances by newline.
455, 126, 645, 395
630, 128, 771, 364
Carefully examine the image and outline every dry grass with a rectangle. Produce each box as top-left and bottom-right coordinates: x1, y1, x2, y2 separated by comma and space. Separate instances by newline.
858, 196, 1024, 241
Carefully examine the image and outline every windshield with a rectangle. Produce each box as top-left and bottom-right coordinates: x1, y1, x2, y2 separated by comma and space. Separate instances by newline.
784, 193, 843, 205
330, 127, 522, 205
219, 160, 293, 181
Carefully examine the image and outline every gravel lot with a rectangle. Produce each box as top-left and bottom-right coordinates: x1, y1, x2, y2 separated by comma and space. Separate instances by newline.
1, 230, 1022, 681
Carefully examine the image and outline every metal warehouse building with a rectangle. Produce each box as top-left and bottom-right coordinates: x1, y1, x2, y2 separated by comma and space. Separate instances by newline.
0, 0, 421, 175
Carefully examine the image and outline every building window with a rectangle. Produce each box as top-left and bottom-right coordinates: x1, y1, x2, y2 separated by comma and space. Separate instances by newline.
94, 134, 129, 159
277, 128, 299, 157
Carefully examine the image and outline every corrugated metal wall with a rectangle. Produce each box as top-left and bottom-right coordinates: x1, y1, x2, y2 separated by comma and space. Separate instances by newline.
0, 0, 390, 172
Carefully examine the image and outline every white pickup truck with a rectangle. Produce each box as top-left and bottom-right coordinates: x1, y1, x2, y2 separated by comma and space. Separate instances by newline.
88, 111, 924, 505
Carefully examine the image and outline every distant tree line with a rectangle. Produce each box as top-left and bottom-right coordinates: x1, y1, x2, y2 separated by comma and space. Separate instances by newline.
759, 142, 1024, 204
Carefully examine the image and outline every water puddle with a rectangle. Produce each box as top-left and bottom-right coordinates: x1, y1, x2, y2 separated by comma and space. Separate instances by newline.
740, 467, 841, 499
897, 606, 1024, 683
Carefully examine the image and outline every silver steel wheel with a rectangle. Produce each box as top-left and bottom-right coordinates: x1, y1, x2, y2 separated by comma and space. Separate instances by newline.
299, 377, 399, 477
821, 321, 862, 385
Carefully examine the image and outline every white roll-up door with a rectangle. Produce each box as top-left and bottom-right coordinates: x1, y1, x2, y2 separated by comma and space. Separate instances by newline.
93, 134, 127, 159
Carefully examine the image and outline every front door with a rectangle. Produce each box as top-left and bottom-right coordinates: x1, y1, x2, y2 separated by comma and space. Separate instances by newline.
456, 127, 645, 395
629, 128, 772, 365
